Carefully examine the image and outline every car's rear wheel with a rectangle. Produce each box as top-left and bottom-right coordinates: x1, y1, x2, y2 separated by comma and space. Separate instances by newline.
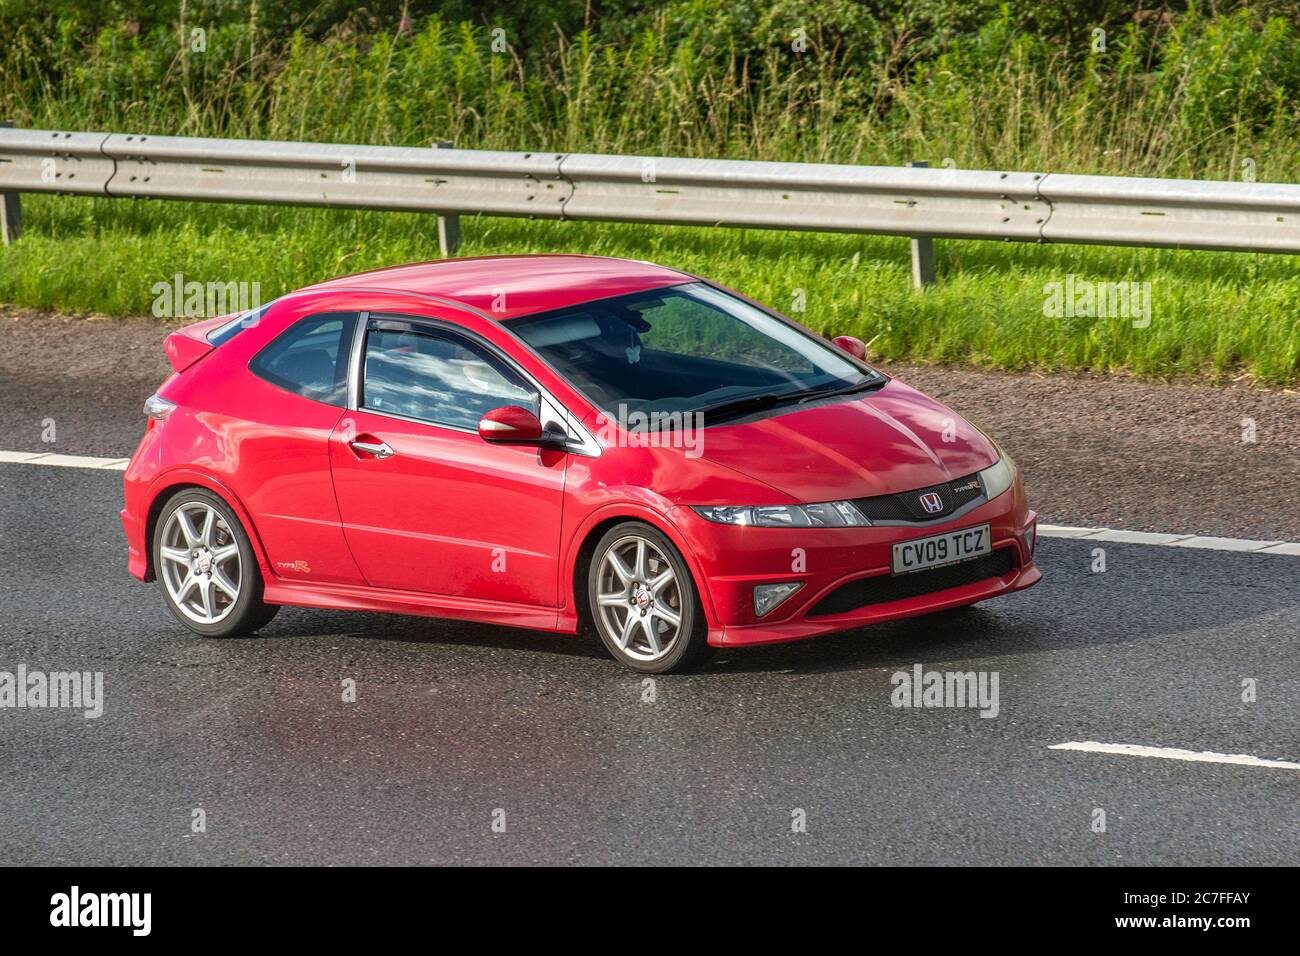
587, 522, 711, 673
153, 489, 279, 637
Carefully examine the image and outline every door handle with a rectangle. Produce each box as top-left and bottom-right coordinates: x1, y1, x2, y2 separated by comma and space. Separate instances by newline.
350, 439, 394, 459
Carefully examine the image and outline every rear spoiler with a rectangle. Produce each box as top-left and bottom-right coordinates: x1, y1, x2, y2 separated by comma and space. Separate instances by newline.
162, 314, 233, 373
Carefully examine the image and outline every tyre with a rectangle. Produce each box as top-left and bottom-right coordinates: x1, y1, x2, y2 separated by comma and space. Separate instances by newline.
153, 488, 279, 637
587, 521, 711, 673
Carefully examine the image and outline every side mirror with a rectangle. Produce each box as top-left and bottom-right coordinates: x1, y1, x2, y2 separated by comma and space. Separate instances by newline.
478, 405, 545, 443
832, 335, 868, 360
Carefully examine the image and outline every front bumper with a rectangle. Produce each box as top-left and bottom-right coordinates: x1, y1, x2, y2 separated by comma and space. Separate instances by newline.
672, 479, 1040, 647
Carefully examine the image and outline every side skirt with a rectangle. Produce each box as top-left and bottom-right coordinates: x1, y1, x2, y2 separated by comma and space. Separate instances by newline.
261, 579, 565, 633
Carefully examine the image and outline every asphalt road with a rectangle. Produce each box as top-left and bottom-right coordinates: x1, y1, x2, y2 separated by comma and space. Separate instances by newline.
1, 311, 1297, 865
1, 462, 1297, 865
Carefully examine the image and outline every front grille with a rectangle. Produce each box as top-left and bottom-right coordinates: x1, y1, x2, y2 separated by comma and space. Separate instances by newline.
807, 548, 1015, 617
852, 471, 985, 523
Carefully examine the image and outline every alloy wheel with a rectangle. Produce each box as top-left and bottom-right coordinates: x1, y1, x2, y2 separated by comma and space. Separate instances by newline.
594, 534, 684, 663
158, 501, 242, 625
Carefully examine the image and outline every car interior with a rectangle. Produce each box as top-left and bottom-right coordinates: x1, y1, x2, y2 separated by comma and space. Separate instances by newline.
362, 327, 537, 429
515, 296, 819, 415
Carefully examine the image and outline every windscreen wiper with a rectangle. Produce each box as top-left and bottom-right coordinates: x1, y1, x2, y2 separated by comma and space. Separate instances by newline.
793, 376, 885, 404
695, 392, 784, 425
696, 378, 883, 425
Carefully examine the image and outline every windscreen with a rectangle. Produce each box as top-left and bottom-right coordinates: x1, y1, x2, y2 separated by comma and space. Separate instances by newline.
506, 282, 873, 417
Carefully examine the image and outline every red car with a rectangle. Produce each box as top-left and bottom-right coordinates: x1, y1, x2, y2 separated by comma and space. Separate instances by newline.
122, 255, 1040, 672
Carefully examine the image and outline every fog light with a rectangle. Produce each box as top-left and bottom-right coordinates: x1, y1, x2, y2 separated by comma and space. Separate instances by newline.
753, 582, 803, 618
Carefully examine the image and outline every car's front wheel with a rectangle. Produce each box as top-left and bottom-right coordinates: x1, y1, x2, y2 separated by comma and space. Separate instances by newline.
153, 488, 279, 637
587, 521, 711, 673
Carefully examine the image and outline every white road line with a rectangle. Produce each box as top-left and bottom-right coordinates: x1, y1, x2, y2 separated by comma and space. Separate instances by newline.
0, 450, 128, 470
1050, 741, 1300, 771
0, 452, 1297, 554
1037, 523, 1300, 556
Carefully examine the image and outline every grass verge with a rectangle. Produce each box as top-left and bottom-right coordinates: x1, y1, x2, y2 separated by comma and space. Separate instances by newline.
1, 194, 1296, 385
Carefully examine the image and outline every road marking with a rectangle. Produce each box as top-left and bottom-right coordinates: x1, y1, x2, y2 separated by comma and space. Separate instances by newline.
0, 452, 1297, 554
1050, 741, 1300, 771
1037, 523, 1298, 555
0, 450, 128, 470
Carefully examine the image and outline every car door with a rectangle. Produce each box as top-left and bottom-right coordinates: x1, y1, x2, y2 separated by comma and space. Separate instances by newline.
234, 308, 367, 586
328, 314, 568, 607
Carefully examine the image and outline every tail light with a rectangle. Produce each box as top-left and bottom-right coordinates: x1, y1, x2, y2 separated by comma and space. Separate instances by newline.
143, 394, 176, 431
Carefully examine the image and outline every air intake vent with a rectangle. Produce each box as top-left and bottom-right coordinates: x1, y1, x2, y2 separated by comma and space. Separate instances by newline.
808, 548, 1015, 616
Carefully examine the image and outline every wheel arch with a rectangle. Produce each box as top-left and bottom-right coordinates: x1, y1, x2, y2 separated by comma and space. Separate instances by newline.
564, 505, 719, 637
143, 471, 273, 583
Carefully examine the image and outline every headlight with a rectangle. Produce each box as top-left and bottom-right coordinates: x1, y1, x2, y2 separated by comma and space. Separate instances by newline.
979, 454, 1016, 501
692, 500, 871, 527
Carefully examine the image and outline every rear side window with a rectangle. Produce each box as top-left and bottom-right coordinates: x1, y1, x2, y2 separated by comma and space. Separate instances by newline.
249, 313, 357, 406
208, 303, 273, 346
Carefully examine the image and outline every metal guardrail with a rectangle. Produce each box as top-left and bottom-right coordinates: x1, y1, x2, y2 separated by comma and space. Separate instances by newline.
2, 126, 1298, 284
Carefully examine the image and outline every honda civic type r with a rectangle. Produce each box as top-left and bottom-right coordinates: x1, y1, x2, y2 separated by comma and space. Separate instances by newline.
122, 255, 1040, 673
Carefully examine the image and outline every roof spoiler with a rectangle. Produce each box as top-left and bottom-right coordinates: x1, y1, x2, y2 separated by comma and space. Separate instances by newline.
162, 314, 231, 373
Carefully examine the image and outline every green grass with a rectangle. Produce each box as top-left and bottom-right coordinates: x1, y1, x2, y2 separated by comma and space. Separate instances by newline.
3, 193, 1297, 385
4, 7, 1299, 180
2, 6, 1298, 383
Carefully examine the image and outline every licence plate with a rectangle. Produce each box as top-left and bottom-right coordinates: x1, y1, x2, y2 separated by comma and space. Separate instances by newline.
891, 524, 991, 575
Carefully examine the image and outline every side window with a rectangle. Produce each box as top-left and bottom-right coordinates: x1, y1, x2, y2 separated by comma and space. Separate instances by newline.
249, 312, 356, 407
362, 324, 537, 430
208, 302, 273, 346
